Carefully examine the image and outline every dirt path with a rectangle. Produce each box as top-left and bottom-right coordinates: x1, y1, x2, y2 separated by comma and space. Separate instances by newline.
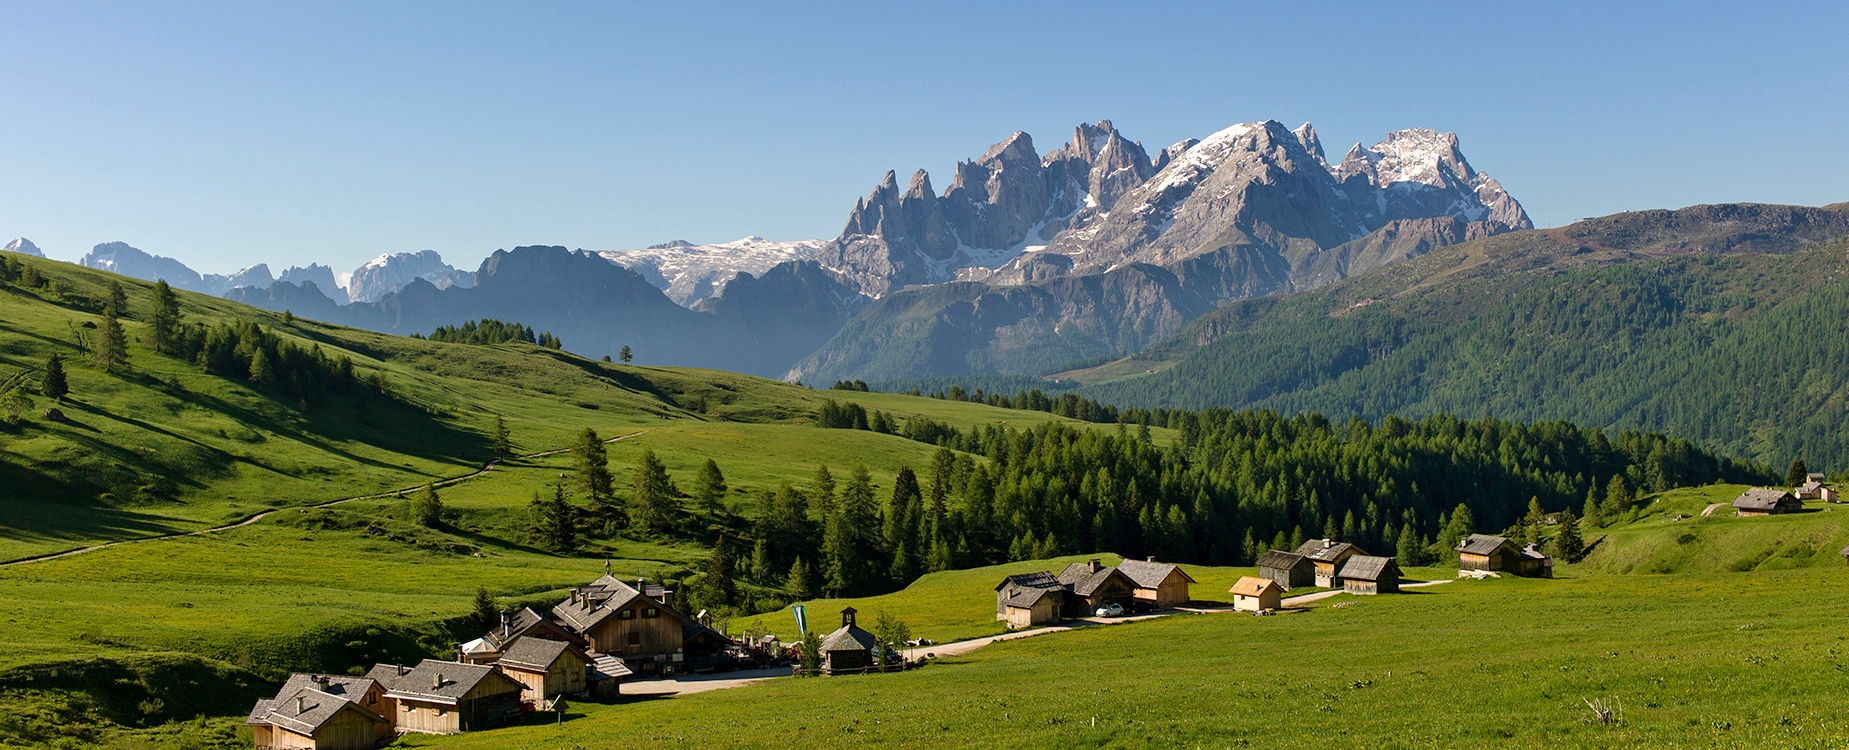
622, 666, 793, 696
903, 579, 1455, 661
1701, 502, 1729, 516
0, 430, 650, 569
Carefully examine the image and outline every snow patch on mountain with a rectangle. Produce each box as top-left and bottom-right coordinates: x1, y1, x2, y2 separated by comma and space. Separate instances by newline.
4, 238, 44, 257
600, 236, 824, 306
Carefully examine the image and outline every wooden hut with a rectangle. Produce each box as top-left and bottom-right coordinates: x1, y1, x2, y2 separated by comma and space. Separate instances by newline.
585, 653, 632, 700
1293, 540, 1367, 587
1056, 560, 1138, 617
378, 660, 525, 735
1732, 488, 1802, 516
1255, 550, 1315, 590
245, 674, 393, 750
819, 607, 877, 674
1457, 534, 1520, 572
1116, 558, 1197, 606
494, 636, 590, 701
999, 586, 1064, 628
1229, 576, 1283, 612
1336, 556, 1400, 595
993, 571, 1062, 620
553, 575, 702, 674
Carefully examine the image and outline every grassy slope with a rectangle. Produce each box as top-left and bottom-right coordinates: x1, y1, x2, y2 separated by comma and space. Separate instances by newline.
405, 567, 1849, 750
1574, 484, 1849, 575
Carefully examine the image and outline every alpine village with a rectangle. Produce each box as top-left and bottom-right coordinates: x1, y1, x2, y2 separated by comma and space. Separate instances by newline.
5, 7, 1849, 750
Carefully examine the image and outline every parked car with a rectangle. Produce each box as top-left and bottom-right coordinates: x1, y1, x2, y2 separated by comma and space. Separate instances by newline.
1094, 603, 1125, 618
1125, 600, 1157, 615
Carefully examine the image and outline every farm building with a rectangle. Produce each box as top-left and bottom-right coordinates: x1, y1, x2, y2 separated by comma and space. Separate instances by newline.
1809, 472, 1828, 483
1255, 550, 1315, 590
994, 571, 1065, 620
460, 607, 586, 664
493, 636, 590, 701
999, 585, 1065, 628
1056, 560, 1138, 617
376, 660, 525, 735
1229, 576, 1283, 612
552, 575, 719, 674
819, 607, 878, 674
1293, 539, 1368, 586
1116, 557, 1197, 606
245, 674, 393, 750
585, 653, 633, 700
1456, 534, 1551, 577
1336, 555, 1400, 595
1517, 543, 1554, 578
1733, 488, 1802, 516
1795, 481, 1838, 502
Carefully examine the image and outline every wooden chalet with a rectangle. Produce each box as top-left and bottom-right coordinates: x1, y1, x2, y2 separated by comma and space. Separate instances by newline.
1293, 539, 1368, 587
1455, 534, 1550, 577
1733, 488, 1802, 516
494, 636, 590, 701
994, 571, 1064, 620
1796, 481, 1837, 502
1229, 576, 1283, 612
999, 585, 1064, 628
1336, 555, 1400, 595
819, 607, 878, 674
552, 575, 726, 674
246, 674, 393, 750
1255, 550, 1315, 590
376, 660, 525, 735
1116, 557, 1196, 606
1056, 560, 1138, 617
459, 606, 584, 665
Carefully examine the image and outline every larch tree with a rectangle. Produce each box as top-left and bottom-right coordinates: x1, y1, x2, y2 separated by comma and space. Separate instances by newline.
693, 458, 728, 517
629, 449, 678, 534
573, 428, 613, 504
618, 345, 632, 364
810, 464, 836, 519
411, 483, 443, 527
92, 311, 129, 374
491, 415, 512, 457
471, 588, 498, 628
1786, 459, 1810, 488
148, 280, 182, 355
40, 353, 67, 401
104, 281, 128, 318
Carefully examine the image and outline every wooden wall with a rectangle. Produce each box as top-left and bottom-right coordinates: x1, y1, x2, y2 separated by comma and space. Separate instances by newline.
588, 604, 684, 658
394, 700, 461, 735
1131, 572, 1192, 605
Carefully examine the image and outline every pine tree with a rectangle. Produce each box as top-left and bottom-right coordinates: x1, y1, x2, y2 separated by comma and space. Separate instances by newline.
1786, 459, 1810, 488
539, 481, 578, 552
148, 280, 182, 355
1439, 503, 1475, 551
1581, 486, 1604, 528
618, 345, 632, 363
693, 458, 728, 517
92, 311, 129, 374
630, 449, 678, 535
787, 557, 814, 601
104, 281, 128, 318
1603, 475, 1634, 518
1524, 497, 1545, 527
40, 353, 68, 401
1395, 522, 1424, 567
1554, 507, 1585, 562
248, 348, 275, 385
573, 428, 613, 504
491, 416, 512, 457
411, 483, 443, 527
281, 309, 294, 326
471, 588, 498, 628
750, 538, 774, 582
810, 464, 836, 519
884, 467, 920, 553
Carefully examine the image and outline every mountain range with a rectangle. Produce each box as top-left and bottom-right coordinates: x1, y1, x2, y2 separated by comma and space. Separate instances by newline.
17, 117, 1528, 380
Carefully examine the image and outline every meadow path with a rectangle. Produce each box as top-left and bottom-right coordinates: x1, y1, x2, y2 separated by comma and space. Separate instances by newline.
1701, 502, 1729, 516
0, 430, 650, 569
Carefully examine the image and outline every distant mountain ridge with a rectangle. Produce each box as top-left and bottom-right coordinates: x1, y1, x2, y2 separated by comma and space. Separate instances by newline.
601, 236, 825, 305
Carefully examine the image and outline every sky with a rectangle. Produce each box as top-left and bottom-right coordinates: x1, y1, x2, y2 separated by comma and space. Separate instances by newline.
1, 1, 1845, 276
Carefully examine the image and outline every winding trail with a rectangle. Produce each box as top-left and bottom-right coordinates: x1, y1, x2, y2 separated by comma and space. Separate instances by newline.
0, 430, 650, 569
1701, 502, 1729, 517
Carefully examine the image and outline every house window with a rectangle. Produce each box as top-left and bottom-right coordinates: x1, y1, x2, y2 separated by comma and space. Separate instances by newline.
644, 607, 659, 618
620, 609, 636, 620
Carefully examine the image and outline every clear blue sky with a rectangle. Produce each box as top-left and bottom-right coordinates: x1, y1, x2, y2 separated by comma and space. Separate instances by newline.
2, 1, 1844, 275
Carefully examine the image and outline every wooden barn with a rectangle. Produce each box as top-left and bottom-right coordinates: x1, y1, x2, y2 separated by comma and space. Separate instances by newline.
999, 586, 1064, 628
246, 674, 394, 750
553, 575, 705, 674
1733, 488, 1802, 516
819, 607, 878, 674
1336, 556, 1400, 595
493, 636, 590, 701
1056, 560, 1138, 617
585, 653, 633, 700
460, 606, 586, 664
378, 660, 525, 735
994, 571, 1064, 619
1293, 539, 1368, 587
1255, 550, 1315, 590
1229, 576, 1283, 612
1116, 557, 1197, 606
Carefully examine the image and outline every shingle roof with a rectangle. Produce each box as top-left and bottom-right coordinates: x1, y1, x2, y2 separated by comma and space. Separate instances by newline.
552, 575, 696, 634
1292, 539, 1365, 562
1002, 587, 1061, 608
586, 653, 633, 682
1230, 576, 1281, 597
820, 623, 876, 652
1116, 559, 1196, 588
363, 664, 408, 690
1255, 550, 1308, 570
1733, 488, 1797, 511
245, 687, 386, 734
1337, 555, 1397, 582
1799, 481, 1824, 492
496, 636, 577, 672
994, 571, 1062, 591
1456, 534, 1513, 556
483, 606, 565, 649
382, 660, 517, 705
1519, 544, 1551, 561
1057, 563, 1132, 596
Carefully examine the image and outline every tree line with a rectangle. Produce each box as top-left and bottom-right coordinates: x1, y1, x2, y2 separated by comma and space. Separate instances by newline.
414, 318, 561, 349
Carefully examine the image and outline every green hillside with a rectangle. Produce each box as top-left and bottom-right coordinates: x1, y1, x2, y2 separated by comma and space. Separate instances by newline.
1077, 204, 1849, 468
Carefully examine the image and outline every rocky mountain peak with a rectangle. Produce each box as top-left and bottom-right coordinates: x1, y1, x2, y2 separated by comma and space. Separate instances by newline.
980, 131, 1039, 165
646, 239, 697, 250
1293, 122, 1326, 164
3, 238, 44, 257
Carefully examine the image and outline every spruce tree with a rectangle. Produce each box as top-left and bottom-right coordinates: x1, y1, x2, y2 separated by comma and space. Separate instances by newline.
148, 280, 182, 355
1554, 507, 1584, 562
884, 467, 920, 553
573, 428, 613, 504
630, 449, 678, 534
1603, 475, 1634, 518
471, 588, 498, 628
1786, 459, 1810, 488
810, 464, 836, 518
104, 281, 128, 318
1395, 522, 1423, 567
40, 353, 67, 401
1439, 503, 1475, 551
787, 556, 814, 601
539, 481, 578, 552
248, 348, 275, 385
491, 415, 512, 457
411, 483, 443, 527
693, 458, 728, 517
749, 538, 774, 582
92, 311, 129, 374
1582, 486, 1604, 528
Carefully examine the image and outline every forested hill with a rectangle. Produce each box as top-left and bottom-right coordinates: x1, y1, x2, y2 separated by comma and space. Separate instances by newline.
1076, 203, 1849, 468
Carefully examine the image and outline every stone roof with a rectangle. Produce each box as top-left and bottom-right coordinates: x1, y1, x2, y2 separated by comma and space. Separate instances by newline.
1255, 550, 1308, 570
1456, 534, 1513, 556
382, 659, 517, 705
1116, 559, 1196, 588
1230, 576, 1281, 597
1293, 539, 1365, 562
496, 636, 577, 673
1337, 555, 1398, 583
246, 686, 386, 735
994, 571, 1062, 591
1733, 488, 1797, 511
820, 623, 877, 652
